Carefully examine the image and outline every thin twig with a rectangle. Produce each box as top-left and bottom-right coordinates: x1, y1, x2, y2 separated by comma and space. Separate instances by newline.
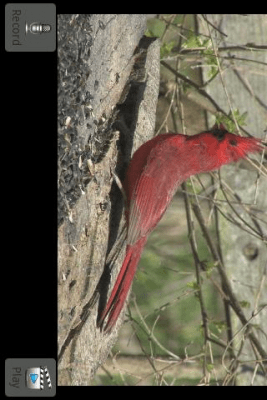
182, 182, 210, 343
201, 14, 228, 37
161, 60, 226, 117
205, 18, 240, 133
191, 202, 267, 362
132, 297, 181, 361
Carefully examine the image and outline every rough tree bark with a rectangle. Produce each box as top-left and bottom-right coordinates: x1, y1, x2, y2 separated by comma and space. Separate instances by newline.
58, 14, 160, 385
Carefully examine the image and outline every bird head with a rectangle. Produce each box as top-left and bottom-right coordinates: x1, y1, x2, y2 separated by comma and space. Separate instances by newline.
185, 123, 262, 173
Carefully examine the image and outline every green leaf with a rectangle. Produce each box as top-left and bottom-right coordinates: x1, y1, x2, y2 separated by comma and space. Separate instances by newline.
206, 363, 214, 372
215, 108, 248, 132
240, 300, 251, 308
204, 49, 219, 79
205, 261, 216, 278
186, 281, 200, 291
146, 18, 166, 38
182, 34, 217, 79
182, 34, 202, 49
160, 41, 176, 59
212, 320, 228, 334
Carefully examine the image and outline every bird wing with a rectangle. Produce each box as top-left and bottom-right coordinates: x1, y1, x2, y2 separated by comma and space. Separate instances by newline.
127, 140, 183, 246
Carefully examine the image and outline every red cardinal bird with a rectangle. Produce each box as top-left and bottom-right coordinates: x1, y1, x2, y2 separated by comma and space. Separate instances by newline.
98, 124, 262, 332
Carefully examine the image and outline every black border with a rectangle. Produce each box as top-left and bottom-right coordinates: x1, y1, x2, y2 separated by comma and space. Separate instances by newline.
4, 2, 57, 367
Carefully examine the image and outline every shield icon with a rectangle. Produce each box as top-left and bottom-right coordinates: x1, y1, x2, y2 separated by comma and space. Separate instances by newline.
25, 367, 40, 389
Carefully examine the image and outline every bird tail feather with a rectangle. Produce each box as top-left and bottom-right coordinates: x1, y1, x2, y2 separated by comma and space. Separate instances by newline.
98, 237, 146, 332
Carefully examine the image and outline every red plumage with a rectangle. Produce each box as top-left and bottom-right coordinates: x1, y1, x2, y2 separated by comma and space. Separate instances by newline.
98, 124, 262, 332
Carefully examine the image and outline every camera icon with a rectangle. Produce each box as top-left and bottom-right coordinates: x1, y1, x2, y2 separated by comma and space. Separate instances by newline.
25, 22, 52, 35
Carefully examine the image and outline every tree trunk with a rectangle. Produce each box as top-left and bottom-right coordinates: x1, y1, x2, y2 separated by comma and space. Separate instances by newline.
201, 14, 267, 385
58, 14, 160, 385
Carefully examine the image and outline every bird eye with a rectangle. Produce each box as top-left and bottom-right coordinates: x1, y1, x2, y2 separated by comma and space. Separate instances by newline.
229, 139, 237, 146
